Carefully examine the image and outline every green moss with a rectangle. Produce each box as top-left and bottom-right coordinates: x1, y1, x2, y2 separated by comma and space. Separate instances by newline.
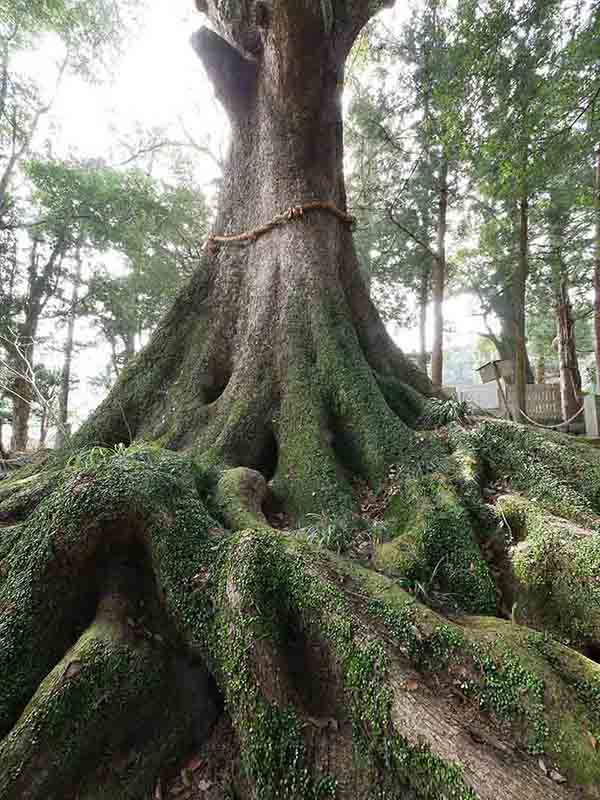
375, 373, 425, 426
0, 445, 217, 737
272, 360, 354, 522
336, 564, 600, 790
214, 467, 272, 531
0, 469, 59, 522
374, 473, 497, 614
202, 530, 480, 798
453, 421, 600, 526
0, 615, 166, 799
497, 495, 600, 649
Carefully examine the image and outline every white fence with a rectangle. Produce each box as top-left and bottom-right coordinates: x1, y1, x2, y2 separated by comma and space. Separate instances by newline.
506, 384, 562, 424
453, 383, 500, 411
448, 383, 563, 424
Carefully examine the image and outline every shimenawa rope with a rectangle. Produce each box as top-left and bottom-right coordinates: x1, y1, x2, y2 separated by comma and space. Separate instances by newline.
203, 200, 356, 254
517, 404, 585, 430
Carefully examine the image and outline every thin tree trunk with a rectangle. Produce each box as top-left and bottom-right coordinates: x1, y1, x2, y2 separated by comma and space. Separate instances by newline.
549, 199, 581, 423
39, 409, 48, 448
430, 159, 448, 387
594, 143, 600, 391
535, 355, 545, 384
512, 195, 529, 417
417, 267, 429, 372
56, 248, 83, 449
8, 238, 65, 450
124, 331, 136, 362
555, 280, 581, 423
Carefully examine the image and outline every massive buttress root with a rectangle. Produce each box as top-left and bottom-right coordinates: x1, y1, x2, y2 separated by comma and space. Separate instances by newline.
1, 444, 600, 798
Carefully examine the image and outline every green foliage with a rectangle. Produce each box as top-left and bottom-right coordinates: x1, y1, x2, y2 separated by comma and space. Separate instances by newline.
0, 0, 136, 78
455, 420, 600, 526
377, 473, 497, 613
498, 495, 600, 649
419, 396, 473, 429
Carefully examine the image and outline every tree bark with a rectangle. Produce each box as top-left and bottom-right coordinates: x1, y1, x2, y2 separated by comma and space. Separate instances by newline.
430, 159, 448, 388
56, 248, 83, 449
512, 195, 529, 417
594, 143, 600, 391
417, 268, 429, 373
555, 282, 581, 423
7, 238, 65, 451
535, 355, 545, 384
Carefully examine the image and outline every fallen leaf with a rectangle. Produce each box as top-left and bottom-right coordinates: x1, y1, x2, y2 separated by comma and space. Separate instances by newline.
181, 768, 193, 787
538, 758, 548, 775
405, 678, 419, 692
154, 780, 162, 800
197, 779, 212, 791
550, 771, 566, 784
588, 733, 598, 750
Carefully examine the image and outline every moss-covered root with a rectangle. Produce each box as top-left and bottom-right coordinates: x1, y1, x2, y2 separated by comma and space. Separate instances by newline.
373, 472, 497, 614
215, 467, 272, 530
496, 494, 600, 651
3, 447, 600, 799
0, 587, 170, 800
450, 420, 600, 527
271, 344, 420, 522
208, 530, 600, 799
0, 449, 223, 799
0, 469, 58, 524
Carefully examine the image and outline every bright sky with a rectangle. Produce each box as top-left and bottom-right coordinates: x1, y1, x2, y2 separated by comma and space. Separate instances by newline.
16, 0, 489, 439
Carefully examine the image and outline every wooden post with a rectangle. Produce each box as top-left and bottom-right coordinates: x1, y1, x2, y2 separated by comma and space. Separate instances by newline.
493, 362, 512, 420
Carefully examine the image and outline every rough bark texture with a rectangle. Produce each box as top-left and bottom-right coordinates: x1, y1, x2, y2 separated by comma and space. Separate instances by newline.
1, 3, 600, 800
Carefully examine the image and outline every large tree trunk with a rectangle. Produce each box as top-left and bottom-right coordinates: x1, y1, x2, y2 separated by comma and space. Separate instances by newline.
489, 284, 535, 385
555, 283, 581, 423
2, 4, 600, 799
76, 0, 430, 518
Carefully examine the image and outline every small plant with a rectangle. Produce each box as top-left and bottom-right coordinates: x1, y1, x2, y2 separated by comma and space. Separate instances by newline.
419, 397, 473, 429
66, 442, 161, 471
305, 512, 355, 554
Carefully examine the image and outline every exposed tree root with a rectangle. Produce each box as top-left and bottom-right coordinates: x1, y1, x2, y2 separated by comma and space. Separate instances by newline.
1, 442, 600, 798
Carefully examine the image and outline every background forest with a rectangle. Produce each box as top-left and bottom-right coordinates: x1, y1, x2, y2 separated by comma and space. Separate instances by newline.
0, 0, 599, 453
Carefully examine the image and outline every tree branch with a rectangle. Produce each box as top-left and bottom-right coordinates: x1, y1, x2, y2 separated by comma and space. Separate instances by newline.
191, 27, 257, 116
195, 1, 262, 58
339, 0, 396, 52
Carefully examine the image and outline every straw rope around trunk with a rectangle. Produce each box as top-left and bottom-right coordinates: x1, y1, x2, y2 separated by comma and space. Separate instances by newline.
202, 201, 357, 254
